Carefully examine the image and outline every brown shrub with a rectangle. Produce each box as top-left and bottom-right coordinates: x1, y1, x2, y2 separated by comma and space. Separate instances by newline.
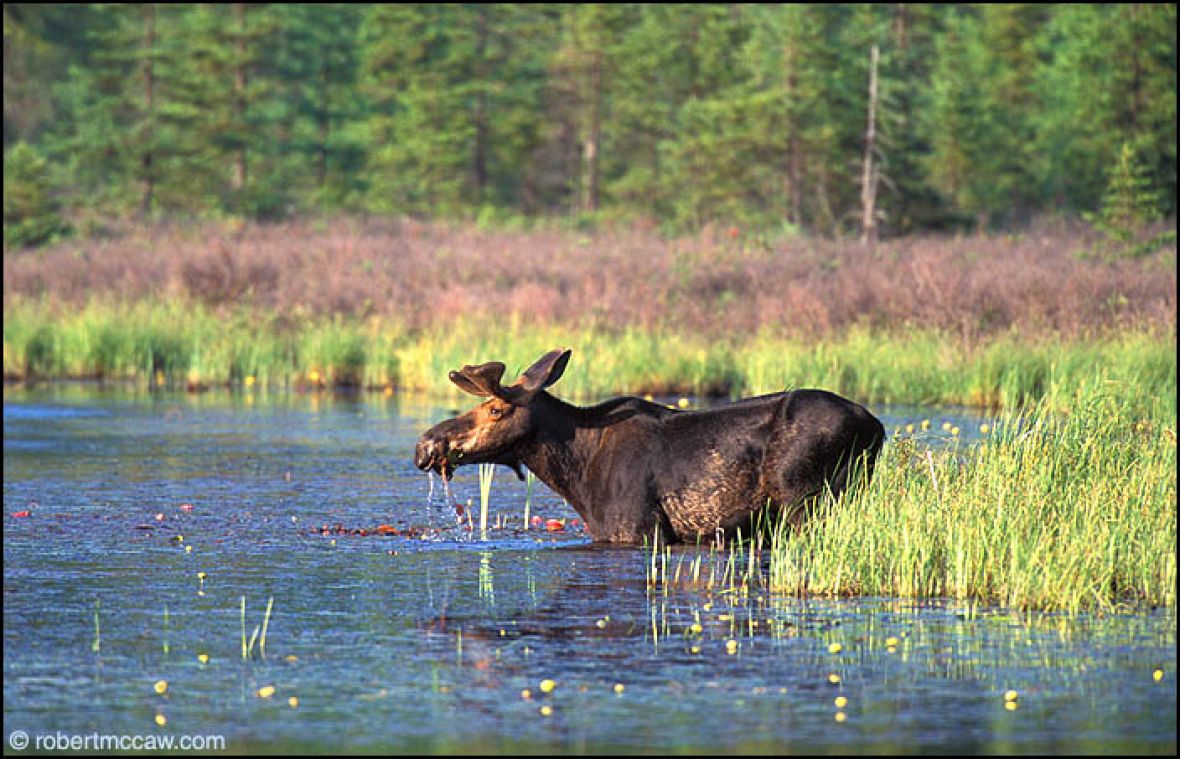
3, 217, 1174, 339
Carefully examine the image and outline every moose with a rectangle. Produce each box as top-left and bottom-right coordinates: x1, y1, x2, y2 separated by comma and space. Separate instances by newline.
415, 349, 885, 544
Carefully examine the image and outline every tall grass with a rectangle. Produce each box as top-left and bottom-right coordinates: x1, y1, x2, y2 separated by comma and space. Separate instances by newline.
768, 379, 1176, 612
4, 298, 1174, 417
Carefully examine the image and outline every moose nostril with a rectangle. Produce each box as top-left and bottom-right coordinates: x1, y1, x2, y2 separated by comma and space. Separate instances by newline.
415, 439, 445, 470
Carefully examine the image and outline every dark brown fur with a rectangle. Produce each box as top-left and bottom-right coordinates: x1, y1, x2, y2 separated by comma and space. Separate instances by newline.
415, 349, 885, 544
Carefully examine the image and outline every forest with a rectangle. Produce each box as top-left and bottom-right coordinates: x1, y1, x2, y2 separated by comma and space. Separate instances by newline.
4, 3, 1176, 247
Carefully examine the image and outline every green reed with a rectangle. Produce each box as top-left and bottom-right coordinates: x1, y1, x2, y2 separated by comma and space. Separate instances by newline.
767, 379, 1176, 612
4, 297, 1173, 420
477, 463, 494, 536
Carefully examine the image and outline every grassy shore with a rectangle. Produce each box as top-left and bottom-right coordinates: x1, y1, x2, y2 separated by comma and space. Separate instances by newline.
3, 297, 1174, 416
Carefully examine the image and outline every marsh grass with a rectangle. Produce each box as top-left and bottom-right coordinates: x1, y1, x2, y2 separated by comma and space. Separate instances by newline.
767, 383, 1176, 612
4, 298, 1173, 419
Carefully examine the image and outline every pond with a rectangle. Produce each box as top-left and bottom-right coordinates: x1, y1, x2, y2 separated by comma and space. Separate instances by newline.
3, 384, 1175, 754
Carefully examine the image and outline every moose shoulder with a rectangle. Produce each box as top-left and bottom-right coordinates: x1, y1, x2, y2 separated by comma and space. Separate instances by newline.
415, 349, 885, 544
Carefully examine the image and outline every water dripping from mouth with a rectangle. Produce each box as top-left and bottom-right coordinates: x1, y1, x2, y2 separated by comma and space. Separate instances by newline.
425, 469, 465, 525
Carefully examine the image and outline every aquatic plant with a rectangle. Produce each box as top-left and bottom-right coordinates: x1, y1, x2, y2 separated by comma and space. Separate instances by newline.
478, 463, 494, 536
767, 380, 1176, 612
91, 599, 100, 653
240, 596, 274, 660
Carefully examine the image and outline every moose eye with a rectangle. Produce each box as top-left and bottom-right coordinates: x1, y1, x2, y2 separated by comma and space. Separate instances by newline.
488, 406, 504, 420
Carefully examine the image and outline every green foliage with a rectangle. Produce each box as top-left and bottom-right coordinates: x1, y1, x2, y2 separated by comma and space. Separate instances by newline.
1084, 143, 1172, 260
2, 4, 1176, 234
3, 142, 69, 248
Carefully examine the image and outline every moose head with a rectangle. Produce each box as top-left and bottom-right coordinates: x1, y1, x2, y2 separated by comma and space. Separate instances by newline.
414, 348, 572, 481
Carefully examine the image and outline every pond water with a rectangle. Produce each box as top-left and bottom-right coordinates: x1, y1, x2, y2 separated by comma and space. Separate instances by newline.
3, 385, 1176, 754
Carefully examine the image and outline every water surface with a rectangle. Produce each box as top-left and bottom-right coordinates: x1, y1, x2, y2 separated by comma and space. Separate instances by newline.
3, 385, 1175, 754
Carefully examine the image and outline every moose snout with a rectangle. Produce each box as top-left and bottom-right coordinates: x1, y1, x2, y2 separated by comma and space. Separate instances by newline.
414, 437, 445, 472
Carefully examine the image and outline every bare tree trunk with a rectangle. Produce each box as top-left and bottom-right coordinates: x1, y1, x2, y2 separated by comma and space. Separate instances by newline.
860, 44, 880, 246
140, 3, 156, 216
581, 48, 602, 214
316, 65, 329, 191
231, 3, 248, 194
783, 38, 802, 227
473, 5, 490, 198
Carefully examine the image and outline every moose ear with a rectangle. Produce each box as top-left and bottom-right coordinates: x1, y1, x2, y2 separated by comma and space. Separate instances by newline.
517, 348, 572, 394
449, 361, 508, 397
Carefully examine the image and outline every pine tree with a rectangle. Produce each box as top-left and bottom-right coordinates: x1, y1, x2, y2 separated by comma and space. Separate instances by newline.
3, 142, 69, 247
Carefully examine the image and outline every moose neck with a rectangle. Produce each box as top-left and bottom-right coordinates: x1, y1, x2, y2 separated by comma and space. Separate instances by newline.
515, 393, 604, 521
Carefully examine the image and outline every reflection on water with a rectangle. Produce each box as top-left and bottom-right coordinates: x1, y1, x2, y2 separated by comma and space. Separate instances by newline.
3, 384, 1176, 754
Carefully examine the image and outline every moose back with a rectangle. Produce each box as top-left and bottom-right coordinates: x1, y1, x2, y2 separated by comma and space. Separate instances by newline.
415, 349, 885, 544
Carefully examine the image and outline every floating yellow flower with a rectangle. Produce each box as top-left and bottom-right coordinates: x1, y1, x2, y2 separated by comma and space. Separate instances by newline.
244, 376, 256, 388
288, 696, 299, 708
677, 398, 690, 409
834, 696, 848, 708
725, 640, 738, 654
1003, 689, 1019, 702
828, 673, 841, 684
257, 685, 276, 699
951, 426, 961, 436
905, 423, 914, 434
980, 423, 990, 434
834, 711, 846, 723
689, 622, 703, 634
307, 370, 321, 384
154, 713, 167, 727
197, 653, 209, 665
828, 642, 843, 654
539, 679, 557, 694
521, 689, 532, 700
885, 636, 899, 647
540, 705, 553, 717
1153, 669, 1164, 682
185, 545, 193, 553
154, 680, 168, 695
921, 419, 931, 431
613, 683, 625, 694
